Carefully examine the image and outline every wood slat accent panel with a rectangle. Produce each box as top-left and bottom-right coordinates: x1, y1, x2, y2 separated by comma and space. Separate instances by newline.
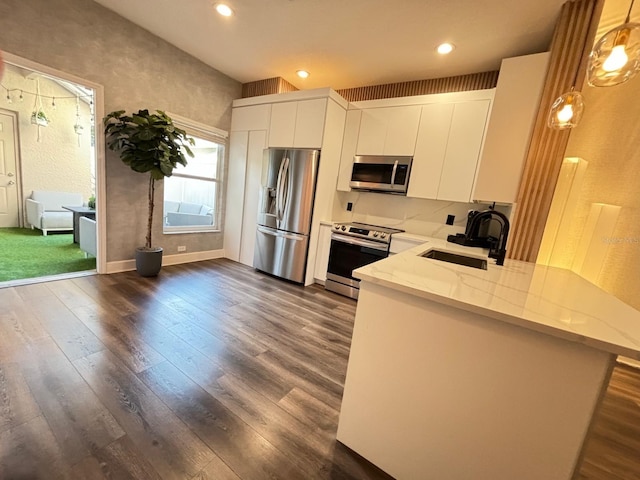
509, 0, 604, 262
241, 77, 299, 97
241, 71, 498, 100
336, 71, 499, 102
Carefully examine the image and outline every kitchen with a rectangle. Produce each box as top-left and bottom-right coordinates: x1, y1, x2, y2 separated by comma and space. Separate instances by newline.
1, 0, 640, 478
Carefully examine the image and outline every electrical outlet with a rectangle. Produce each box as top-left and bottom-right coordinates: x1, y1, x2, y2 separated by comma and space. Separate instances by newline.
177, 246, 186, 252
446, 214, 455, 225
347, 202, 353, 211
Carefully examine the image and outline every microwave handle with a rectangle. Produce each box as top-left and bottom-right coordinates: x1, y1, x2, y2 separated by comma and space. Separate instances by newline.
390, 160, 398, 185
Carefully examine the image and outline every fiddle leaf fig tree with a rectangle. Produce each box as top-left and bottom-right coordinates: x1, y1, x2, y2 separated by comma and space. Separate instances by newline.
104, 109, 194, 249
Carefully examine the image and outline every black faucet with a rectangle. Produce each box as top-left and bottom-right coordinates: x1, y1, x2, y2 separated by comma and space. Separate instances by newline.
465, 209, 510, 266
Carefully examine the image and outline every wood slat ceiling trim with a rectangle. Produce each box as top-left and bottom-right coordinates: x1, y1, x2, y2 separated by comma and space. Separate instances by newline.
336, 71, 499, 102
241, 77, 299, 98
509, 0, 604, 262
241, 71, 499, 100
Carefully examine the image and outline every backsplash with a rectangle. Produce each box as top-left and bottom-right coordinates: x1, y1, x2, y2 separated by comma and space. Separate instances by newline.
332, 191, 511, 240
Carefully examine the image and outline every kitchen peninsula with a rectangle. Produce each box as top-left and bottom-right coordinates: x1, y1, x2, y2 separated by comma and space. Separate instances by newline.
336, 238, 640, 480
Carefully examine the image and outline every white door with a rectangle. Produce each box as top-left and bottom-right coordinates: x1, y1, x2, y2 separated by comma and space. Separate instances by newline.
0, 111, 19, 228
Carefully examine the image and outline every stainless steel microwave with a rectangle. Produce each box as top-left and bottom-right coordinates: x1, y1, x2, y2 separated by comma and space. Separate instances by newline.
349, 155, 413, 194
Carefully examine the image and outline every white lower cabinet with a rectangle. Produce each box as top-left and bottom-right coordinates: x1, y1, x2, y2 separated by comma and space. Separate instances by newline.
313, 223, 333, 282
223, 129, 268, 266
224, 131, 250, 262
389, 234, 430, 255
238, 130, 267, 266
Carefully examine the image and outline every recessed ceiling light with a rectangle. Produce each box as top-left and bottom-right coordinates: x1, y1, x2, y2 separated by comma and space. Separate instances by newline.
296, 70, 310, 79
437, 43, 455, 55
215, 3, 233, 16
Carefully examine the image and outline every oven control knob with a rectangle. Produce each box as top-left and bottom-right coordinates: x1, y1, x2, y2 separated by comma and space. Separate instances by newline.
341, 225, 347, 231
333, 223, 340, 230
373, 231, 379, 237
381, 233, 387, 239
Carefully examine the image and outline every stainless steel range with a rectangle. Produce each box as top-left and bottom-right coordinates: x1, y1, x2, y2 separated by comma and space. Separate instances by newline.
325, 222, 404, 299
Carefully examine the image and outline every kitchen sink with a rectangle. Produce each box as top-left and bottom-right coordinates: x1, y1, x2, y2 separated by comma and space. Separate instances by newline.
420, 249, 487, 270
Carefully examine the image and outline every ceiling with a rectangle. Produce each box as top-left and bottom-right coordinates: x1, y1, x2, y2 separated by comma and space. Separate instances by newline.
93, 0, 575, 91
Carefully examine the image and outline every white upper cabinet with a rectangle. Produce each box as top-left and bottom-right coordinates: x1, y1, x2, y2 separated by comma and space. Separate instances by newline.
268, 102, 297, 147
267, 98, 327, 149
356, 105, 421, 156
472, 52, 550, 204
337, 109, 362, 192
294, 98, 327, 148
437, 100, 491, 202
407, 103, 454, 199
230, 103, 271, 132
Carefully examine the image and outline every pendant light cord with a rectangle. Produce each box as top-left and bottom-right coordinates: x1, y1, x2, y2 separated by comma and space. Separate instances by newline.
626, 0, 636, 23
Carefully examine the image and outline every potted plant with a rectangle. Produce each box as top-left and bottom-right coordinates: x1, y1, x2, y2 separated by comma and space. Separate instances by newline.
104, 109, 193, 276
31, 109, 49, 126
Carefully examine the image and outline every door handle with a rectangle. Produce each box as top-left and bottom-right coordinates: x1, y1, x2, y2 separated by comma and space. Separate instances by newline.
7, 180, 15, 185
7, 172, 14, 177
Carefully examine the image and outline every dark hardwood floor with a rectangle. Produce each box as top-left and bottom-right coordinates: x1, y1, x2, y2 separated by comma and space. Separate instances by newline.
0, 258, 639, 479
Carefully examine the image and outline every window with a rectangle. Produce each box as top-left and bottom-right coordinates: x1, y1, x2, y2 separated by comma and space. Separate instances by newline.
163, 115, 227, 234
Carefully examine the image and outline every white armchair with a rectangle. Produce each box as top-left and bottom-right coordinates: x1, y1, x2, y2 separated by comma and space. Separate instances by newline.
79, 216, 97, 257
26, 190, 83, 235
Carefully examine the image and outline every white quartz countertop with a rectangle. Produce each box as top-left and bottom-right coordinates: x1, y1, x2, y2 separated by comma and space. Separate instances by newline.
354, 237, 640, 359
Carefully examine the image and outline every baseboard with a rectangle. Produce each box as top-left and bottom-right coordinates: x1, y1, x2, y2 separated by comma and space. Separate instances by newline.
106, 249, 225, 274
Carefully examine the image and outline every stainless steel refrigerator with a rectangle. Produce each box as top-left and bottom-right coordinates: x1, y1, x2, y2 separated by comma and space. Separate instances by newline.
253, 148, 320, 283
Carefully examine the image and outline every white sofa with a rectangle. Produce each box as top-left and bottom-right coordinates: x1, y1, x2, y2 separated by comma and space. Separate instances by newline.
164, 200, 214, 227
79, 216, 97, 257
26, 190, 83, 235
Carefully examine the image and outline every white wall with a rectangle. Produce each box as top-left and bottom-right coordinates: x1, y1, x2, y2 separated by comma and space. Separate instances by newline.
0, 0, 242, 262
332, 190, 509, 239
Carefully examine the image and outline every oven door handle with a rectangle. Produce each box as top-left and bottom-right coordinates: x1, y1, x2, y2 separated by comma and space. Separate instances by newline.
331, 233, 388, 251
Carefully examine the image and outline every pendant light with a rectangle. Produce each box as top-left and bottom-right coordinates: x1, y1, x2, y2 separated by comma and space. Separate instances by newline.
547, 0, 598, 130
587, 0, 640, 86
548, 87, 585, 129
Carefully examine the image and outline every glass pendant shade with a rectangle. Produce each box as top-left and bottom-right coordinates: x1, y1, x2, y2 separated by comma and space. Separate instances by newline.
548, 89, 585, 130
588, 22, 640, 86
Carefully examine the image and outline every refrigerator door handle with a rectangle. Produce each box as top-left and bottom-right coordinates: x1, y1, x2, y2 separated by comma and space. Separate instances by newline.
281, 157, 290, 220
257, 225, 305, 241
275, 156, 287, 222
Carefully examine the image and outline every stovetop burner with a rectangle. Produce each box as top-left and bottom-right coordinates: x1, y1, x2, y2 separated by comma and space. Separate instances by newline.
331, 221, 404, 244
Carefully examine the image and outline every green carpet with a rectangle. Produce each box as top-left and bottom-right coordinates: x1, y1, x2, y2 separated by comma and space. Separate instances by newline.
0, 228, 96, 282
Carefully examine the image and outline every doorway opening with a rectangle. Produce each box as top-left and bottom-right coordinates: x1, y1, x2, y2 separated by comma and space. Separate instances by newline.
0, 55, 104, 286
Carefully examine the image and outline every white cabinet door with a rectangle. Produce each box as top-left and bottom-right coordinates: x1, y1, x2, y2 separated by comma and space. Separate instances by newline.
389, 236, 428, 255
313, 223, 333, 282
224, 131, 249, 262
356, 108, 387, 155
268, 102, 297, 147
356, 106, 421, 156
437, 100, 490, 202
337, 109, 362, 191
407, 103, 454, 199
294, 98, 327, 148
473, 52, 550, 204
383, 106, 421, 155
268, 99, 327, 149
230, 104, 271, 132
239, 130, 268, 267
